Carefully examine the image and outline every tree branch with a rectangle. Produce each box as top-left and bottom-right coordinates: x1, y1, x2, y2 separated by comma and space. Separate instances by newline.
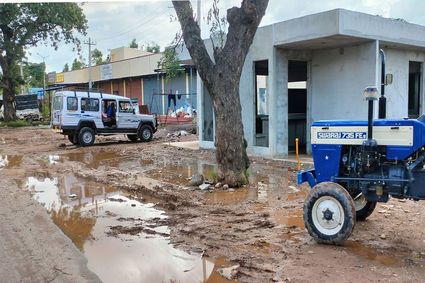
172, 0, 215, 90
221, 0, 268, 73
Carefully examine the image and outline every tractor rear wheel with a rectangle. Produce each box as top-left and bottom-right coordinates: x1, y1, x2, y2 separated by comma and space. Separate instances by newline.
304, 182, 356, 244
353, 193, 376, 221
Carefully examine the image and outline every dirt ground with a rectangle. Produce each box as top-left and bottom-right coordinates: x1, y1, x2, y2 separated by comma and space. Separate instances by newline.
1, 126, 425, 283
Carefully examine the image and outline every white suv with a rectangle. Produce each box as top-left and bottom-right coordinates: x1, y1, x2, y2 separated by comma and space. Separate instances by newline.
51, 90, 157, 146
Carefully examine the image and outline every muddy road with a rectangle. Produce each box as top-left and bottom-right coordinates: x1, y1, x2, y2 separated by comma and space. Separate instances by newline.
1, 126, 425, 282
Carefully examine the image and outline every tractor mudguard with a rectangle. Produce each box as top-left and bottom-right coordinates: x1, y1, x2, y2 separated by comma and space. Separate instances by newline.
297, 169, 317, 187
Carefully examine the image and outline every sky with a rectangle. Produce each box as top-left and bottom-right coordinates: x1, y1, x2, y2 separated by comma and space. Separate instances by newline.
25, 0, 425, 73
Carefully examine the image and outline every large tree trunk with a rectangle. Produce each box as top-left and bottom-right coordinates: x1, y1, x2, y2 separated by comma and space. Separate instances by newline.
209, 78, 249, 186
0, 62, 18, 121
173, 0, 268, 186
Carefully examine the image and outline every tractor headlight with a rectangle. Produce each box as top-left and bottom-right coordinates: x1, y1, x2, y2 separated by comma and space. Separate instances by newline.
363, 86, 379, 100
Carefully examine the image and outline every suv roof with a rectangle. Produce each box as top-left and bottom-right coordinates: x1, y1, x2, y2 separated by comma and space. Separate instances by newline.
54, 90, 130, 101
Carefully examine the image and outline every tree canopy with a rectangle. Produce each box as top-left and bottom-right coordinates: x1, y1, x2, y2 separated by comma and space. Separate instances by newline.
0, 3, 87, 121
158, 47, 183, 81
146, 42, 160, 53
91, 48, 104, 65
71, 57, 86, 70
129, 38, 138, 49
23, 62, 45, 88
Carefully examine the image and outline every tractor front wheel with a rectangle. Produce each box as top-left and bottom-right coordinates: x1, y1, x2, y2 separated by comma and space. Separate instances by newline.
304, 182, 356, 244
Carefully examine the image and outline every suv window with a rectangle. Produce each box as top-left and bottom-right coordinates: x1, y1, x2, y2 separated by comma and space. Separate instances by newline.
81, 98, 99, 112
53, 96, 62, 111
67, 97, 78, 111
118, 101, 133, 113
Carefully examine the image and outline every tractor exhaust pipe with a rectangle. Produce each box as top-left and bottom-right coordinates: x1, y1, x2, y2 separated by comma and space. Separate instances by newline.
378, 49, 387, 119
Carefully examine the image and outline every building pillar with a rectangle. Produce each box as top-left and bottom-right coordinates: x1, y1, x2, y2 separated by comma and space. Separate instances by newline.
141, 78, 144, 105
161, 76, 165, 114
123, 79, 126, 97
270, 48, 288, 157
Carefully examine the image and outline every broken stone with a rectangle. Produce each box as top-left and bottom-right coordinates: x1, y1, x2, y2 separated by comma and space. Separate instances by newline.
218, 264, 240, 280
228, 188, 235, 192
190, 174, 204, 186
380, 234, 386, 240
307, 250, 315, 254
199, 183, 211, 191
68, 193, 77, 198
223, 184, 229, 190
215, 182, 222, 188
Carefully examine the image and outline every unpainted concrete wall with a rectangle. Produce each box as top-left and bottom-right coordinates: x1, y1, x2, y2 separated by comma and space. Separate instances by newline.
310, 41, 378, 121
381, 47, 425, 118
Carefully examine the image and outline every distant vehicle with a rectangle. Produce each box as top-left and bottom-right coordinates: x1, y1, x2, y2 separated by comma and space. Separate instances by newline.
0, 95, 42, 122
15, 94, 42, 122
51, 90, 158, 146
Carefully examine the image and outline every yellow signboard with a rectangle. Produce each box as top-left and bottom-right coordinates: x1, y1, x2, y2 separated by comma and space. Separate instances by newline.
56, 72, 64, 83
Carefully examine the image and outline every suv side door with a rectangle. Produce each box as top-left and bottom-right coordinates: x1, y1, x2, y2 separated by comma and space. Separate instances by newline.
117, 100, 136, 129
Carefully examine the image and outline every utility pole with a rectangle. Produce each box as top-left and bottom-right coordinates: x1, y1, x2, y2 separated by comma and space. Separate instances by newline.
37, 53, 48, 116
84, 37, 96, 89
37, 53, 48, 94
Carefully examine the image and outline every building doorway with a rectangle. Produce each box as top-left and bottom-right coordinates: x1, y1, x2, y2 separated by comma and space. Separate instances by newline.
288, 60, 307, 153
254, 60, 269, 147
408, 61, 422, 118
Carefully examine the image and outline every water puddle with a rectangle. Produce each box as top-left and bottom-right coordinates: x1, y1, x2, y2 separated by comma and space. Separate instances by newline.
50, 150, 154, 171
272, 208, 304, 228
344, 240, 400, 266
0, 155, 23, 169
24, 175, 229, 283
146, 162, 216, 186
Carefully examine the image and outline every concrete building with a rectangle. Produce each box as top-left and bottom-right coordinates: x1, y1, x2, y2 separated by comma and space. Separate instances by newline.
52, 47, 197, 115
193, 9, 425, 158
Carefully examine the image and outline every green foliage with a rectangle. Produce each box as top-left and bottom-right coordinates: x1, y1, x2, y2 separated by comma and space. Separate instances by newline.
71, 57, 86, 70
91, 48, 104, 65
129, 38, 138, 49
23, 62, 45, 88
63, 63, 69, 72
146, 42, 160, 53
0, 3, 87, 121
158, 47, 184, 81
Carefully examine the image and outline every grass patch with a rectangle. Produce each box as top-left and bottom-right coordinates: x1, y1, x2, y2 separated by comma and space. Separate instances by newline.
0, 119, 50, 128
0, 120, 31, 127
204, 169, 219, 182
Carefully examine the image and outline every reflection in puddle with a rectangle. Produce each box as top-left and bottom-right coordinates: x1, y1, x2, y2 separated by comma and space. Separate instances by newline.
0, 155, 23, 169
24, 175, 224, 283
344, 240, 400, 266
59, 150, 150, 170
146, 162, 216, 186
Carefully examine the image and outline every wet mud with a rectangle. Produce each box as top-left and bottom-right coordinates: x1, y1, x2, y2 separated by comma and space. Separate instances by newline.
2, 127, 425, 282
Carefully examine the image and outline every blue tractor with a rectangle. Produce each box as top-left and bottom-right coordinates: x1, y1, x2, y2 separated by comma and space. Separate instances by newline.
297, 51, 425, 244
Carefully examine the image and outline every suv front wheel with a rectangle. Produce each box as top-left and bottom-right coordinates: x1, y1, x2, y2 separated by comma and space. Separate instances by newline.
138, 125, 153, 142
78, 127, 95, 146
